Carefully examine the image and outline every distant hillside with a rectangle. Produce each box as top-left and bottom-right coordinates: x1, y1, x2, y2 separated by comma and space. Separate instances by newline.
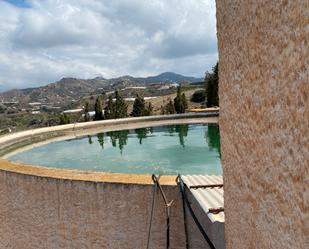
0, 77, 108, 108
144, 72, 203, 84
0, 72, 202, 108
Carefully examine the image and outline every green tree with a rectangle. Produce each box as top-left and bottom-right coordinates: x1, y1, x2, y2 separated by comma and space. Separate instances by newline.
206, 62, 219, 107
131, 95, 146, 117
59, 113, 70, 125
84, 101, 90, 122
174, 87, 182, 113
191, 89, 206, 103
181, 93, 188, 111
164, 99, 176, 114
115, 91, 128, 118
104, 91, 127, 119
94, 96, 104, 120
104, 95, 115, 119
174, 86, 187, 113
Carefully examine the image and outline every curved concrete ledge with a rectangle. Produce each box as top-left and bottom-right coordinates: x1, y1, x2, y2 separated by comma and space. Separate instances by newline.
0, 159, 177, 185
0, 113, 218, 185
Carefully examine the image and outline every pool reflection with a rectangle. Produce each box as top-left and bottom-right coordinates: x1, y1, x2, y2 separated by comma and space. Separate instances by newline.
205, 124, 221, 155
87, 124, 221, 156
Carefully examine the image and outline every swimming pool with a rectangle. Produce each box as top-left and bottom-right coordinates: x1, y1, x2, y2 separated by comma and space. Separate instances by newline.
9, 124, 221, 175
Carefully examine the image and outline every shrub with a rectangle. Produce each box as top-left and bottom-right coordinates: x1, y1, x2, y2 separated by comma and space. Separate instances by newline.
191, 90, 206, 103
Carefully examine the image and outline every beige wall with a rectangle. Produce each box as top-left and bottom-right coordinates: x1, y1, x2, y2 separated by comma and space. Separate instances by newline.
216, 1, 308, 248
0, 170, 185, 249
0, 168, 224, 249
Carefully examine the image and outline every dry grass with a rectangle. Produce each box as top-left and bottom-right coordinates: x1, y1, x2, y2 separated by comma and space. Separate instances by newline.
127, 88, 204, 114
152, 88, 204, 114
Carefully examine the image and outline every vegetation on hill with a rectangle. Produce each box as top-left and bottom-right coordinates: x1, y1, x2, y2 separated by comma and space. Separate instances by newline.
191, 89, 206, 103
59, 113, 70, 125
160, 86, 189, 114
0, 86, 203, 133
0, 73, 202, 110
161, 99, 176, 114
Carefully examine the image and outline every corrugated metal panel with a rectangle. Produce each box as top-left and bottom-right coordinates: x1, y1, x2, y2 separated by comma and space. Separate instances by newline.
182, 175, 224, 223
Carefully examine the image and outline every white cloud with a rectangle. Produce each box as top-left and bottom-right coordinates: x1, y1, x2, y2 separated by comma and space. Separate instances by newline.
0, 0, 217, 90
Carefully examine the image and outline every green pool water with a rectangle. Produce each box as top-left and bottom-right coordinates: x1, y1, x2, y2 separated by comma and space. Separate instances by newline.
9, 124, 222, 175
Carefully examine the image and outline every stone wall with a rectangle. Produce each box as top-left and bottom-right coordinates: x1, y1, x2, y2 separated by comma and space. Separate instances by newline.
216, 1, 308, 248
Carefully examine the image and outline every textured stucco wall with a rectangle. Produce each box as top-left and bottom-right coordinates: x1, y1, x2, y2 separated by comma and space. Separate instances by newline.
216, 1, 308, 248
0, 170, 185, 249
0, 168, 224, 249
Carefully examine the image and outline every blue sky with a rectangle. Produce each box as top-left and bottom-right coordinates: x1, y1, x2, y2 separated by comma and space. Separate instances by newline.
4, 0, 29, 8
0, 0, 217, 90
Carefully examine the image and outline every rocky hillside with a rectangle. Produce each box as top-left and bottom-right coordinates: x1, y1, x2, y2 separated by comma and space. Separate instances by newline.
0, 73, 202, 108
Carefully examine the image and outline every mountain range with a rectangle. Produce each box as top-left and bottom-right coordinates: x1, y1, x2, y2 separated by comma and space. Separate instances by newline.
0, 72, 203, 107
142, 72, 202, 83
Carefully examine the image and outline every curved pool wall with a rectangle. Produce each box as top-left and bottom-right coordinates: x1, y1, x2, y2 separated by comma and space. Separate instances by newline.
0, 114, 224, 249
